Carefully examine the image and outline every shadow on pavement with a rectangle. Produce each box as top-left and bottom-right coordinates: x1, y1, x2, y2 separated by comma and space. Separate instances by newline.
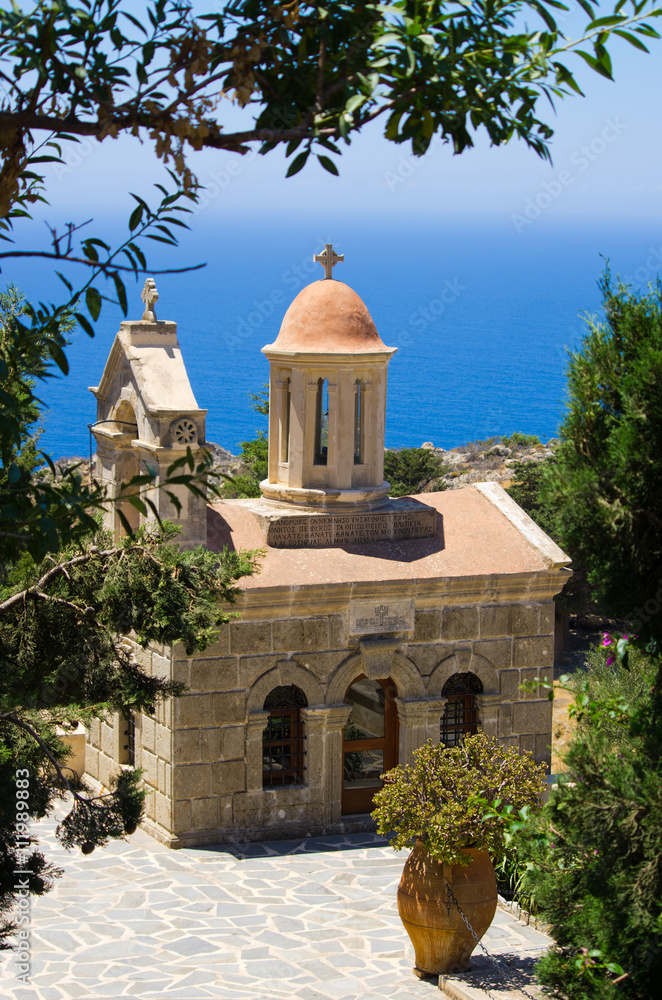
189, 830, 393, 860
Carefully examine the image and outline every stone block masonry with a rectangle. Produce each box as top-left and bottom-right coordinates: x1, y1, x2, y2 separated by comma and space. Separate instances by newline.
95, 591, 556, 848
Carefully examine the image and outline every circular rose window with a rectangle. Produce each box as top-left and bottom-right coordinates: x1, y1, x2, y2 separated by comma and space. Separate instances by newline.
171, 418, 197, 445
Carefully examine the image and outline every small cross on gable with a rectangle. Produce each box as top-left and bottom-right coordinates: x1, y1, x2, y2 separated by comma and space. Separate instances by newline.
141, 278, 159, 321
314, 243, 344, 280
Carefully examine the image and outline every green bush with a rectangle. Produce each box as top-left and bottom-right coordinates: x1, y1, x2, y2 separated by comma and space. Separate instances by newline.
219, 432, 268, 499
502, 432, 541, 448
543, 272, 662, 643
505, 459, 559, 540
384, 447, 447, 497
515, 641, 662, 999
372, 733, 546, 865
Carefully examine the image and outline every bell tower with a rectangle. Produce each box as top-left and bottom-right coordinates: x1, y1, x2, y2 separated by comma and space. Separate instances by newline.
89, 279, 208, 547
261, 246, 397, 512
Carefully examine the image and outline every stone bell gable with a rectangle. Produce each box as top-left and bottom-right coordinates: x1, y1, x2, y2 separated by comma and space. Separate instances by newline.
89, 280, 208, 547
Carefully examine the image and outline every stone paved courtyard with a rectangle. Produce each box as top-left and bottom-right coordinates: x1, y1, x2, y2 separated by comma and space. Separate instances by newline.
1, 808, 552, 1000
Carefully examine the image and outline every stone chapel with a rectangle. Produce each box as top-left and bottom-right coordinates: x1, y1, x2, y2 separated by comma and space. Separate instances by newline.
85, 246, 571, 848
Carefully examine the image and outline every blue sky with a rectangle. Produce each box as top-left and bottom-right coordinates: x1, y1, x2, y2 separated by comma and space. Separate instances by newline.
38, 5, 662, 232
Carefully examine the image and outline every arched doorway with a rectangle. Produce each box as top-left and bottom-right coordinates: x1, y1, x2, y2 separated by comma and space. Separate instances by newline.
440, 672, 483, 747
341, 676, 398, 815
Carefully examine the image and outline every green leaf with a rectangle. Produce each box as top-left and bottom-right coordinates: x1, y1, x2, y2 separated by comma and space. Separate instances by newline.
112, 272, 128, 316
317, 154, 339, 176
127, 495, 148, 515
373, 31, 402, 48
612, 29, 650, 52
385, 111, 403, 141
75, 312, 95, 338
116, 508, 136, 536
129, 204, 144, 231
586, 14, 626, 29
47, 340, 70, 375
285, 150, 309, 177
85, 287, 102, 321
346, 94, 366, 113
55, 271, 73, 293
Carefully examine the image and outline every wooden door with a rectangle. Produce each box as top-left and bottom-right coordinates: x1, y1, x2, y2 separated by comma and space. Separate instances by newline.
341, 675, 398, 815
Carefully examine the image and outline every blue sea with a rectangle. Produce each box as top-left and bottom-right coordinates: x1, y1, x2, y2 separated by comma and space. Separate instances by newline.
7, 212, 662, 458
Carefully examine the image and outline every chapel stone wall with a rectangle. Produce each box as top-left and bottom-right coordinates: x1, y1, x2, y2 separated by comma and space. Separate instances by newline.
85, 641, 175, 840
131, 576, 557, 848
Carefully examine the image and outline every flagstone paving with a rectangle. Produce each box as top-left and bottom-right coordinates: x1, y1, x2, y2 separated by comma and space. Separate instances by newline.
1, 808, 552, 1000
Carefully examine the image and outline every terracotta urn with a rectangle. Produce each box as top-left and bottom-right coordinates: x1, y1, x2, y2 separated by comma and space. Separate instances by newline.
397, 841, 498, 976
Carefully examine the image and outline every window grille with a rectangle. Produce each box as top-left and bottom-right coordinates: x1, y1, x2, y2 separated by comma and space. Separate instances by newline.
262, 686, 307, 788
123, 712, 136, 766
440, 672, 482, 748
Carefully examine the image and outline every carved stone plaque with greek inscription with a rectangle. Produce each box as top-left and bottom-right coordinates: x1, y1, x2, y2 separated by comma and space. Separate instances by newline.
349, 598, 415, 635
250, 497, 436, 548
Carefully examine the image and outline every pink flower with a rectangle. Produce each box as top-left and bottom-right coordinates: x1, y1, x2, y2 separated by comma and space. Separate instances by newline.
606, 655, 614, 666
602, 632, 613, 647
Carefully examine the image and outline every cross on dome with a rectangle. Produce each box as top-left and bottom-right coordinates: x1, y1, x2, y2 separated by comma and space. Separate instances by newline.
141, 277, 159, 321
314, 243, 344, 279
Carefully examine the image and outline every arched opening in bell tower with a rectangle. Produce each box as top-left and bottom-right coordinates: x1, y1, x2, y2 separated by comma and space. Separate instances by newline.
112, 399, 138, 437
279, 377, 291, 464
314, 378, 329, 465
354, 379, 365, 465
112, 400, 140, 535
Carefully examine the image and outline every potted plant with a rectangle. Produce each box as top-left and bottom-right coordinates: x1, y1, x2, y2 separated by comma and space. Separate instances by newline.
372, 732, 547, 977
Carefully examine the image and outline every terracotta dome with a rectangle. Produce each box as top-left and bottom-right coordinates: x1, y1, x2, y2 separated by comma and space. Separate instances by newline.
268, 280, 391, 353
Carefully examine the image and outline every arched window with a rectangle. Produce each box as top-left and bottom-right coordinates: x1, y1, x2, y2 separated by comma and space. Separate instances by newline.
112, 399, 138, 437
112, 401, 140, 533
440, 672, 483, 747
354, 379, 364, 464
262, 686, 308, 787
314, 378, 329, 465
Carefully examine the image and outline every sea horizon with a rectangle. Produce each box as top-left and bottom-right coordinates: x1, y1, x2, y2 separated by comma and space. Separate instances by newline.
7, 211, 662, 459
